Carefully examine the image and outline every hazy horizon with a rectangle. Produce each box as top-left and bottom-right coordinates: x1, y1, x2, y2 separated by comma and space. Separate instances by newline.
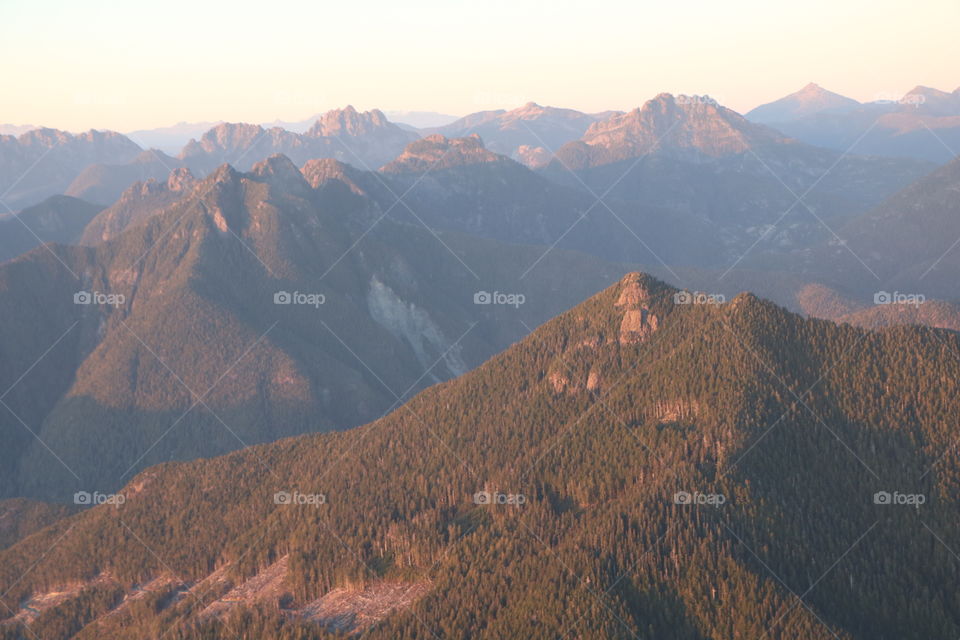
2, 0, 957, 132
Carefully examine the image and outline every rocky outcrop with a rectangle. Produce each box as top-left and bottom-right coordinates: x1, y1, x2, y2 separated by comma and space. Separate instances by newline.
615, 274, 659, 345
554, 93, 789, 170
380, 134, 505, 173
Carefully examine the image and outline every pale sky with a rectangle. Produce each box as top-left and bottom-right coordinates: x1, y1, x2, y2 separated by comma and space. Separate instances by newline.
1, 0, 957, 132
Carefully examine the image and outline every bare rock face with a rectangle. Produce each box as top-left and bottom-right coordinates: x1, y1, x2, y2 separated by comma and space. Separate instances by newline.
517, 144, 552, 168
306, 105, 391, 138
381, 134, 505, 174
301, 158, 367, 194
615, 274, 659, 345
166, 167, 196, 192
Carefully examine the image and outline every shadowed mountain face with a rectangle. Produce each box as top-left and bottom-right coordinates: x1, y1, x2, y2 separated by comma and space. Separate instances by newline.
78, 167, 196, 245
0, 154, 642, 501
533, 94, 933, 260
775, 156, 960, 300
178, 106, 419, 174
2, 273, 960, 638
0, 498, 76, 551
65, 150, 184, 206
427, 102, 609, 166
0, 195, 104, 262
748, 84, 960, 163
0, 128, 142, 210
313, 134, 725, 268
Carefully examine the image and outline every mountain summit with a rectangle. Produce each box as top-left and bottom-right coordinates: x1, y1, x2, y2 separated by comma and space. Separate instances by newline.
429, 102, 608, 165
746, 82, 861, 123
305, 105, 394, 137
178, 109, 418, 173
553, 93, 789, 169
2, 273, 959, 638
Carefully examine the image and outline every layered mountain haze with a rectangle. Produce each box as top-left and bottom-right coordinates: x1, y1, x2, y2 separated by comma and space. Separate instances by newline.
428, 102, 612, 167
2, 274, 959, 638
0, 195, 104, 262
78, 167, 197, 245
0, 124, 40, 136
5, 0, 960, 631
65, 149, 184, 206
0, 128, 141, 209
542, 94, 933, 261
553, 93, 791, 167
331, 133, 724, 267
750, 84, 960, 163
0, 153, 645, 501
745, 82, 862, 123
126, 121, 224, 155
4, 54, 960, 638
783, 156, 960, 300
178, 107, 419, 174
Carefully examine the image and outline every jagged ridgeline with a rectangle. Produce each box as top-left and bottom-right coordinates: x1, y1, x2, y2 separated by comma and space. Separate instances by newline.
0, 153, 634, 502
2, 273, 959, 639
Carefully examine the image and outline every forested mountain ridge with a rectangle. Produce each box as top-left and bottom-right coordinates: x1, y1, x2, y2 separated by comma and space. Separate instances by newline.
0, 154, 639, 502
1, 272, 958, 639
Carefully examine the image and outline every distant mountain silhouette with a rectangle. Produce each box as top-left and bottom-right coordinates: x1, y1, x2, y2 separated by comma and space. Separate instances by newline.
0, 128, 141, 209
178, 106, 419, 174
746, 82, 861, 123
747, 84, 960, 163
428, 102, 610, 166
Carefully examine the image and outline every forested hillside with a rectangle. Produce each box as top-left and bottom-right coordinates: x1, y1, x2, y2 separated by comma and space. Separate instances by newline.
1, 273, 958, 639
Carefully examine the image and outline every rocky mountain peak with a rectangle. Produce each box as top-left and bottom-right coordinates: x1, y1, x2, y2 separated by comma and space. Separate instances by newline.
745, 83, 860, 123
381, 134, 504, 173
575, 93, 781, 161
307, 106, 393, 138
301, 158, 368, 194
516, 144, 551, 168
250, 154, 312, 197
514, 101, 545, 116
166, 167, 195, 192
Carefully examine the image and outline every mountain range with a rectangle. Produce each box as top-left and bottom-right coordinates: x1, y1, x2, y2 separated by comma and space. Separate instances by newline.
4, 107, 423, 212
176, 106, 419, 175
0, 153, 644, 502
4, 79, 960, 639
541, 93, 933, 259
0, 129, 141, 210
779, 155, 960, 301
747, 83, 960, 163
426, 102, 616, 167
1, 273, 959, 638
0, 196, 104, 262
